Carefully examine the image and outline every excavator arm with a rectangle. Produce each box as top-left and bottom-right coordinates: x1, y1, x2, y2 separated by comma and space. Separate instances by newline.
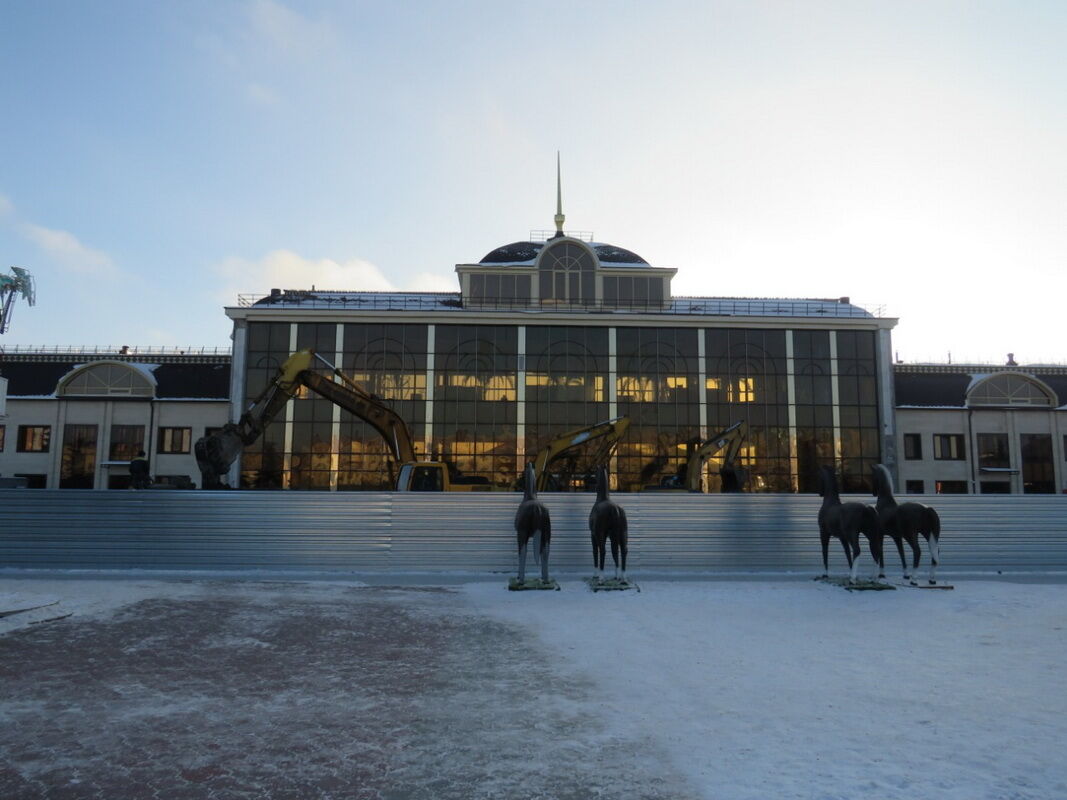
683, 420, 749, 492
531, 416, 630, 492
195, 349, 417, 488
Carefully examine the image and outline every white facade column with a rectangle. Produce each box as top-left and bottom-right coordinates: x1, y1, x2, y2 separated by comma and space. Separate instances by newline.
330, 323, 344, 491
608, 327, 618, 485
697, 328, 707, 439
608, 327, 618, 417
516, 326, 526, 464
877, 327, 898, 483
282, 323, 297, 488
227, 321, 248, 487
786, 330, 798, 492
424, 325, 435, 459
829, 331, 842, 465
99, 400, 115, 490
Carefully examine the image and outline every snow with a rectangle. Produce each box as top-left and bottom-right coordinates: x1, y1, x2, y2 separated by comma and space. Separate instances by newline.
2, 575, 1066, 798
466, 579, 1067, 800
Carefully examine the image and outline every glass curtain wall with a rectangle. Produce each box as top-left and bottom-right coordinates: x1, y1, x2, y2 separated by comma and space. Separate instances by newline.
338, 324, 427, 490
792, 331, 835, 493
241, 320, 881, 492
432, 325, 517, 487
615, 328, 700, 490
525, 326, 609, 489
241, 321, 291, 488
706, 329, 791, 492
835, 331, 881, 491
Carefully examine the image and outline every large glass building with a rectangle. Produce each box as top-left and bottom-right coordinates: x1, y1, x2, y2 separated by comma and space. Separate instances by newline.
226, 228, 897, 493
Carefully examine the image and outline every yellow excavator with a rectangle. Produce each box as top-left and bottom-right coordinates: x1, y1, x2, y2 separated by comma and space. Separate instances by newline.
196, 349, 492, 491
645, 420, 749, 493
524, 416, 631, 492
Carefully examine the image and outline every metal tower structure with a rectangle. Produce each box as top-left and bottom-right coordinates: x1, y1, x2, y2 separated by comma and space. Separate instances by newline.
0, 266, 36, 334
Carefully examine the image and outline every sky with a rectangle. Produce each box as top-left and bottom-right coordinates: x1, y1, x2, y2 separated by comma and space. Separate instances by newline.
0, 0, 1064, 364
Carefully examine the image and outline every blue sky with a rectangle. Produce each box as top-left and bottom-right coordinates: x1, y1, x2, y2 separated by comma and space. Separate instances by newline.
1, 0, 1064, 362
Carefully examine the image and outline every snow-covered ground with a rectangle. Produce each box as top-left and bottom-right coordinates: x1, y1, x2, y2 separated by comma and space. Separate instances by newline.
2, 576, 1066, 799
465, 579, 1067, 800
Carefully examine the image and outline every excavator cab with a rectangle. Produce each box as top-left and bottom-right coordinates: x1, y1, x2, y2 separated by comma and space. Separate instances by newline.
398, 464, 445, 492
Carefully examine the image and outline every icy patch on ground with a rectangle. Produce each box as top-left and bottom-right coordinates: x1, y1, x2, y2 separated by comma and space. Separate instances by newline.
464, 579, 1067, 800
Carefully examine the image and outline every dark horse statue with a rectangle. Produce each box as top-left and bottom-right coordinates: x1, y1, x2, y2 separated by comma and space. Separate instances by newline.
514, 462, 552, 585
872, 464, 942, 585
817, 465, 881, 583
589, 465, 629, 581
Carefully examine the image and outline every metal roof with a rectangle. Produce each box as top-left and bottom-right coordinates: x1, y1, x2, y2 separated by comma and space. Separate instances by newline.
241, 291, 880, 318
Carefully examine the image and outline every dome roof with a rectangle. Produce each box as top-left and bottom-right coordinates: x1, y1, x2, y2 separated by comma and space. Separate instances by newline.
479, 240, 650, 267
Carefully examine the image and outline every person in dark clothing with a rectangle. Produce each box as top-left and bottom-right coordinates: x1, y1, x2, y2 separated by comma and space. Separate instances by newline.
129, 450, 151, 490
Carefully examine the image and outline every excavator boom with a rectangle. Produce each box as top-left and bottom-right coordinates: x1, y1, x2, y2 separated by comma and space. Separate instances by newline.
683, 420, 749, 492
195, 349, 417, 488
531, 416, 630, 492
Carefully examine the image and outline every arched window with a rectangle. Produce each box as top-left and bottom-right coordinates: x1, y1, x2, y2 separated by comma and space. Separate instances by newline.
58, 362, 155, 398
967, 373, 1055, 407
537, 241, 596, 306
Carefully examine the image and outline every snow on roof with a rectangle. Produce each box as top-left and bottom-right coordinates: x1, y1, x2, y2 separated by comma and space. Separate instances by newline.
248, 291, 876, 319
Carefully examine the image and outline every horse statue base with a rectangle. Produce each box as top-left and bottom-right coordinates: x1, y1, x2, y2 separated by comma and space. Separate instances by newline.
508, 577, 560, 591
897, 581, 954, 590
585, 576, 640, 592
814, 576, 896, 592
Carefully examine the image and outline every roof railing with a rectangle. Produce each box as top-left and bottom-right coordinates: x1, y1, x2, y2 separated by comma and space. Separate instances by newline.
0, 345, 232, 356
529, 230, 594, 242
236, 291, 885, 318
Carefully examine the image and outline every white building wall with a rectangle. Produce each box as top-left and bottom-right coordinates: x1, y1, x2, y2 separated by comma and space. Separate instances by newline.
897, 406, 1067, 495
0, 397, 229, 489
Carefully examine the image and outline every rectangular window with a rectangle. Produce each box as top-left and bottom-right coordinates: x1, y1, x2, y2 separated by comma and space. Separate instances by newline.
0, 424, 4, 452
935, 480, 968, 494
903, 433, 922, 460
17, 425, 51, 453
14, 473, 47, 488
977, 433, 1009, 470
109, 425, 145, 461
905, 480, 924, 494
158, 427, 192, 454
980, 481, 1011, 494
933, 434, 965, 461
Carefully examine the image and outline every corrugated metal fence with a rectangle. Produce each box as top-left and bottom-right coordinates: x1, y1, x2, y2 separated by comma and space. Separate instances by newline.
1, 490, 1066, 575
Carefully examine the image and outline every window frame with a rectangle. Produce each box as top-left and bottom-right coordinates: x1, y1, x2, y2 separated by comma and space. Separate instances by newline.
932, 434, 965, 461
903, 433, 922, 460
157, 427, 192, 454
16, 425, 52, 453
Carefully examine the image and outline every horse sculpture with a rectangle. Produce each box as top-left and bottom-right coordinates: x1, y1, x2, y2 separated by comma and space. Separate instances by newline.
589, 465, 629, 583
817, 465, 882, 584
514, 462, 552, 587
872, 464, 942, 585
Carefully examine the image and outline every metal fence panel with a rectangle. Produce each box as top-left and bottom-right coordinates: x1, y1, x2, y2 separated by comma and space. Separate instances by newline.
1, 490, 1065, 575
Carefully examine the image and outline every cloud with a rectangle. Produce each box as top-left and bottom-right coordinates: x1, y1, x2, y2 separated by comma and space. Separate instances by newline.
246, 82, 281, 107
247, 0, 337, 58
214, 249, 397, 304
213, 250, 463, 306
0, 193, 12, 218
18, 223, 117, 276
408, 272, 458, 293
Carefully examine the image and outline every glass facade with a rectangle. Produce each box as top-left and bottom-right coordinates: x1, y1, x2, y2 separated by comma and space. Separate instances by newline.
434, 325, 517, 488
616, 328, 700, 490
707, 329, 791, 492
241, 321, 883, 492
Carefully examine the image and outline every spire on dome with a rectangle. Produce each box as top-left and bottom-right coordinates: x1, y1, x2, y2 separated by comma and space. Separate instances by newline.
552, 151, 565, 239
